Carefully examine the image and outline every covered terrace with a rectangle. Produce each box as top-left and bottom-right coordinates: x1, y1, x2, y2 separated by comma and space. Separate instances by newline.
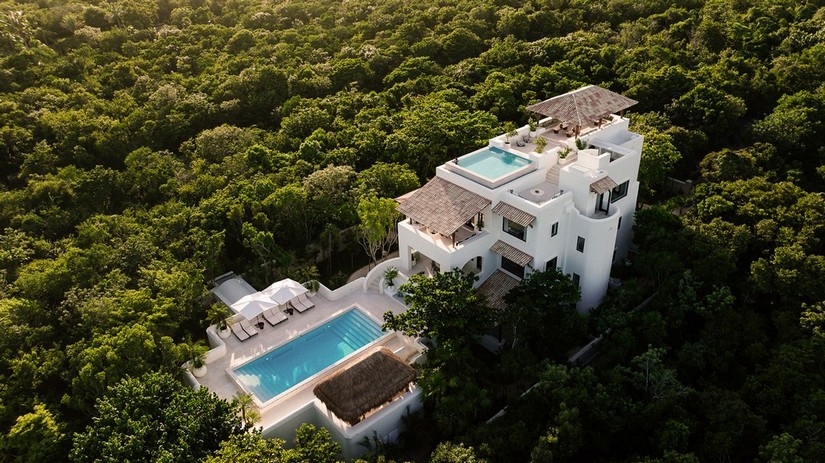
396, 176, 490, 249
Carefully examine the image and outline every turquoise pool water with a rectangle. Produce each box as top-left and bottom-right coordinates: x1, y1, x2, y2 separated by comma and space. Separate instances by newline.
233, 309, 384, 402
458, 146, 532, 179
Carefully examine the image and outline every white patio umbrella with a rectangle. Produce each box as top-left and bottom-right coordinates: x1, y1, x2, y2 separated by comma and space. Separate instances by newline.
230, 292, 278, 320
261, 278, 307, 305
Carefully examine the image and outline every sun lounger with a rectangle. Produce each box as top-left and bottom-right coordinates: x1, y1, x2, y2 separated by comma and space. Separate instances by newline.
515, 140, 526, 147
290, 299, 311, 313
239, 318, 259, 336
263, 307, 287, 326
297, 293, 315, 309
230, 322, 250, 341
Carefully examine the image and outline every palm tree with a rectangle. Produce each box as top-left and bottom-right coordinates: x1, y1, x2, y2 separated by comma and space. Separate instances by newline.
232, 392, 260, 428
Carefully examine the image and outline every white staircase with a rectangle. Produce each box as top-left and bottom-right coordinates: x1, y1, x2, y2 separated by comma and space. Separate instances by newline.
545, 152, 578, 186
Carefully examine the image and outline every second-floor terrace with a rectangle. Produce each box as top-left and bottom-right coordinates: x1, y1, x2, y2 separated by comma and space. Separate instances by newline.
396, 176, 490, 251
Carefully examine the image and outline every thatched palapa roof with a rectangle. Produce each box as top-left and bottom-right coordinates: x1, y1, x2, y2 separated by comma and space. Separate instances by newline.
526, 85, 638, 128
313, 348, 416, 425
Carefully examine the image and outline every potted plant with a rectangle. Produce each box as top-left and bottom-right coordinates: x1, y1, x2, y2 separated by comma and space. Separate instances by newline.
575, 137, 588, 151
303, 279, 320, 296
207, 304, 231, 339
528, 120, 537, 138
534, 137, 547, 154
383, 267, 399, 296
384, 267, 399, 287
503, 121, 517, 146
559, 147, 571, 165
187, 343, 209, 378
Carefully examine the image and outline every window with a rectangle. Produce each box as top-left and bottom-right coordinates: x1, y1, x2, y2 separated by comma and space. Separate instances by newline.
501, 256, 525, 279
618, 216, 622, 230
503, 218, 526, 241
545, 257, 558, 272
572, 273, 580, 286
576, 236, 585, 253
551, 221, 559, 237
611, 180, 629, 203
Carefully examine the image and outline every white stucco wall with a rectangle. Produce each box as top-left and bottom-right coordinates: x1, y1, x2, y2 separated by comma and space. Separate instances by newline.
395, 116, 644, 312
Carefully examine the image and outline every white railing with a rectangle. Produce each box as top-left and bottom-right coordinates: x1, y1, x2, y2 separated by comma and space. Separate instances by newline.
363, 257, 402, 292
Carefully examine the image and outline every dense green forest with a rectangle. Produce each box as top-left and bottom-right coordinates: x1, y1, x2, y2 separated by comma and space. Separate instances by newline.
0, 0, 823, 461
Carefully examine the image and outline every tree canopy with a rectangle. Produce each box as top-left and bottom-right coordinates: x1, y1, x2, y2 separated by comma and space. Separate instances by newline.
0, 0, 823, 461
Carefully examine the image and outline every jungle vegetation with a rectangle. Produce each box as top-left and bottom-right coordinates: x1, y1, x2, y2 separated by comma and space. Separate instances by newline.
0, 0, 823, 461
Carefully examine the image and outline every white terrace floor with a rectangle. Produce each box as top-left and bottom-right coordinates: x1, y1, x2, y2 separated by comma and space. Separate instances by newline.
196, 287, 410, 432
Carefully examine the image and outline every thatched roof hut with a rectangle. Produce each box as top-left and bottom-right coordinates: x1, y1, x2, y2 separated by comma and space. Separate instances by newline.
313, 348, 417, 425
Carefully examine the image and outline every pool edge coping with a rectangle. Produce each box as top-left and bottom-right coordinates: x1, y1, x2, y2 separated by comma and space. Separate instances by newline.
224, 304, 394, 410
446, 145, 537, 189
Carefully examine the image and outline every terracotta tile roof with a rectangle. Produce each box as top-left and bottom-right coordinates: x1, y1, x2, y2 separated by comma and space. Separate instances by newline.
476, 270, 520, 311
526, 85, 638, 128
396, 177, 490, 236
492, 201, 536, 227
490, 240, 533, 267
590, 176, 618, 194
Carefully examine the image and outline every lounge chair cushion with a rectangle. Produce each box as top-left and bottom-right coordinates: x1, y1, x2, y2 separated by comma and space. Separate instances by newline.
230, 323, 249, 341
291, 299, 310, 313
298, 293, 315, 308
263, 308, 287, 326
239, 319, 259, 336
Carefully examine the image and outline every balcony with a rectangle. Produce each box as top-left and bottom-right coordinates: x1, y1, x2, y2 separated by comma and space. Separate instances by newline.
404, 221, 484, 251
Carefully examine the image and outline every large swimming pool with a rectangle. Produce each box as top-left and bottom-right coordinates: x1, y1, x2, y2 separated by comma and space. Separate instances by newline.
233, 308, 384, 403
458, 146, 532, 179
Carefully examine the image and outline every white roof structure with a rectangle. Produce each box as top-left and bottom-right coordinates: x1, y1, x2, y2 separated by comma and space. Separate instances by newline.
211, 275, 257, 307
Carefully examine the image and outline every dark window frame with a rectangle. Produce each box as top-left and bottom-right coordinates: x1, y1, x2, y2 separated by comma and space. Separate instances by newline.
501, 256, 525, 279
551, 221, 559, 237
576, 236, 585, 253
611, 180, 629, 203
503, 218, 526, 241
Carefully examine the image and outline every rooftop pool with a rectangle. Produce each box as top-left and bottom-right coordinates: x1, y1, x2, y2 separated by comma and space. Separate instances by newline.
447, 146, 535, 188
231, 308, 384, 403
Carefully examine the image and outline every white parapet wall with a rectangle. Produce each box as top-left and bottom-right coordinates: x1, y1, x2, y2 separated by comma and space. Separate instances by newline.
262, 387, 423, 460
316, 279, 364, 301
363, 257, 403, 293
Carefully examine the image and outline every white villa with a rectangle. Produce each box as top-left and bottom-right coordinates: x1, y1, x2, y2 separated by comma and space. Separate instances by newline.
190, 86, 643, 459
395, 85, 643, 311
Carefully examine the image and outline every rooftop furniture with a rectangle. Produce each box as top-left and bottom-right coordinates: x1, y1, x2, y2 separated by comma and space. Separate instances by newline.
263, 307, 287, 326
290, 298, 311, 313
298, 293, 315, 309
239, 318, 259, 336
230, 322, 250, 341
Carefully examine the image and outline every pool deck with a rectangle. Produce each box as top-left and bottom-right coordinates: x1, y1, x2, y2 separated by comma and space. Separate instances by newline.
196, 287, 412, 431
